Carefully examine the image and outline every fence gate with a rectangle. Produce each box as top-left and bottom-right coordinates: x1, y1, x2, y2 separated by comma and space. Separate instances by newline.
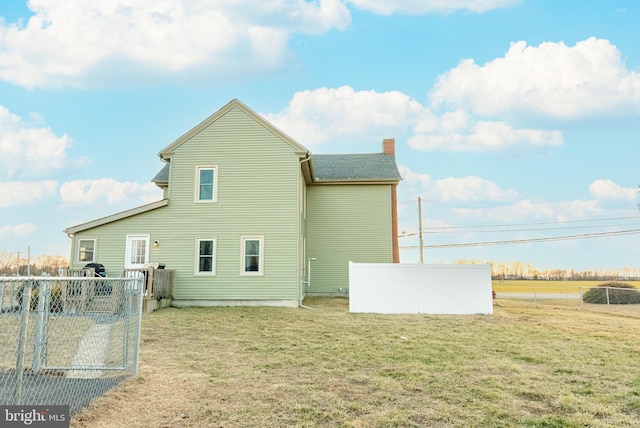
0, 275, 143, 415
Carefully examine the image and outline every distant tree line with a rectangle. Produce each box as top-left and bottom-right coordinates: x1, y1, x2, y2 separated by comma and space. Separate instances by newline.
0, 251, 69, 276
454, 259, 640, 281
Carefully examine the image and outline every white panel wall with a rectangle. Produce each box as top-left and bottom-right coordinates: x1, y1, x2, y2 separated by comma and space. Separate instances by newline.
349, 262, 493, 314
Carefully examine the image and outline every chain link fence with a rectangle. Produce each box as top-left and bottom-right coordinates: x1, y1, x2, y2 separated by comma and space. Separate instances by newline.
496, 284, 640, 317
0, 275, 143, 415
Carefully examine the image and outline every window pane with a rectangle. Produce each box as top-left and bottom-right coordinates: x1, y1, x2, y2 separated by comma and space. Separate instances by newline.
200, 169, 214, 184
79, 240, 94, 262
199, 184, 213, 200
199, 257, 212, 272
245, 256, 259, 272
198, 169, 215, 201
245, 240, 259, 256
198, 239, 214, 273
130, 239, 146, 264
200, 240, 213, 256
244, 239, 260, 272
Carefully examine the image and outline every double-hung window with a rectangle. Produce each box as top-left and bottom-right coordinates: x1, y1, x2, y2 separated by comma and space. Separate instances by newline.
241, 236, 263, 275
196, 166, 217, 202
78, 239, 96, 263
196, 238, 216, 275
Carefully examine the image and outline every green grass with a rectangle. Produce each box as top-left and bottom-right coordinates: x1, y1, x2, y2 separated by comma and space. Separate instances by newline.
72, 298, 640, 427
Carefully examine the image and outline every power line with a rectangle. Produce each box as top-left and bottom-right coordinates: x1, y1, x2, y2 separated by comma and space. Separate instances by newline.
423, 215, 640, 231
398, 215, 640, 238
399, 228, 640, 249
399, 222, 640, 236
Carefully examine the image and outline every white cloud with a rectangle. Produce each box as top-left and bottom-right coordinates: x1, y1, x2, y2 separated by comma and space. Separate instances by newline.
0, 223, 36, 238
410, 114, 563, 152
427, 176, 519, 203
347, 0, 519, 15
0, 180, 58, 208
430, 37, 640, 120
59, 178, 162, 207
267, 87, 564, 153
589, 180, 637, 201
265, 86, 426, 147
398, 165, 518, 203
398, 165, 432, 188
453, 199, 602, 223
0, 105, 84, 178
0, 0, 351, 88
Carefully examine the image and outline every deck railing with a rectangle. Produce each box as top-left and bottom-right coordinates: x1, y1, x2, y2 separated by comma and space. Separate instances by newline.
61, 268, 95, 277
122, 267, 175, 301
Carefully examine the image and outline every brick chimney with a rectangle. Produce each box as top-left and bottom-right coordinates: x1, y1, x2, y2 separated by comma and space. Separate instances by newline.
382, 138, 400, 262
382, 138, 395, 156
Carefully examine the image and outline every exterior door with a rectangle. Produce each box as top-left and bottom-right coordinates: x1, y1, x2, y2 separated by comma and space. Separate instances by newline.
125, 234, 150, 269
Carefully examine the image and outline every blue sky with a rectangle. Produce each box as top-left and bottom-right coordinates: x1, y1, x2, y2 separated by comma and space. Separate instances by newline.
1, 0, 640, 271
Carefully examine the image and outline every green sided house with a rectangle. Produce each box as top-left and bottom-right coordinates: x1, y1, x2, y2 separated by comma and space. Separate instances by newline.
64, 99, 401, 307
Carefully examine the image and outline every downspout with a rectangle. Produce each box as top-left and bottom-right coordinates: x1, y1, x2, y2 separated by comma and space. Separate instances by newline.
299, 153, 315, 309
300, 257, 317, 310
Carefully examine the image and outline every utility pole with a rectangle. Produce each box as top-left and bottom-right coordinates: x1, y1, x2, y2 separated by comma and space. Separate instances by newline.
418, 197, 424, 264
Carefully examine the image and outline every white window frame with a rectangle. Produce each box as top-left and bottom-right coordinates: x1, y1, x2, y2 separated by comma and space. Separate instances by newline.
195, 165, 218, 203
195, 238, 217, 276
77, 238, 96, 263
240, 236, 264, 276
125, 234, 150, 269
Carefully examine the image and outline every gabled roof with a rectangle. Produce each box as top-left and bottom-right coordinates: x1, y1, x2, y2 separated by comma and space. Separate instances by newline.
64, 199, 169, 234
310, 153, 402, 183
158, 99, 309, 160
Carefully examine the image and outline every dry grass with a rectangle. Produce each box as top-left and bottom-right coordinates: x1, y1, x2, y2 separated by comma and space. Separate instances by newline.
71, 298, 640, 427
0, 316, 93, 370
493, 279, 640, 295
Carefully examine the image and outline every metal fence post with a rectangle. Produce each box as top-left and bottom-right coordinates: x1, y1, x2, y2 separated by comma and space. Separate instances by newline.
606, 287, 610, 311
0, 281, 5, 311
13, 281, 32, 405
122, 279, 131, 370
579, 286, 583, 309
132, 277, 143, 375
32, 280, 48, 373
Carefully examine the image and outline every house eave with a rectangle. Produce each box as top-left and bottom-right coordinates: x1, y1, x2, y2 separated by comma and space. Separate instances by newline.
64, 199, 169, 234
311, 178, 402, 185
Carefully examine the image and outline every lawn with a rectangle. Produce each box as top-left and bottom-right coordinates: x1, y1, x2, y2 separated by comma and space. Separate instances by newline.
0, 315, 93, 371
492, 279, 640, 294
71, 298, 640, 427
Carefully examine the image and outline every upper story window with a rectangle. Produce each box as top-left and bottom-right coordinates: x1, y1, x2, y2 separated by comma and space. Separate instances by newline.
77, 239, 96, 263
196, 166, 218, 202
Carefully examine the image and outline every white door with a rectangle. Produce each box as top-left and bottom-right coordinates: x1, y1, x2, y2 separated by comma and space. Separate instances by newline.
125, 234, 150, 269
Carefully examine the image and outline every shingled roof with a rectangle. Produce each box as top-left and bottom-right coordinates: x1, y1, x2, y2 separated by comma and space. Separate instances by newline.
311, 153, 401, 182
151, 163, 169, 185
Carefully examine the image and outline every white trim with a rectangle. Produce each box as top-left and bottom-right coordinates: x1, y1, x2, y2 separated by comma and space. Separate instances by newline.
171, 299, 298, 308
77, 238, 96, 263
195, 165, 218, 203
195, 237, 217, 276
240, 235, 264, 276
64, 199, 168, 234
125, 234, 150, 269
159, 99, 309, 160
